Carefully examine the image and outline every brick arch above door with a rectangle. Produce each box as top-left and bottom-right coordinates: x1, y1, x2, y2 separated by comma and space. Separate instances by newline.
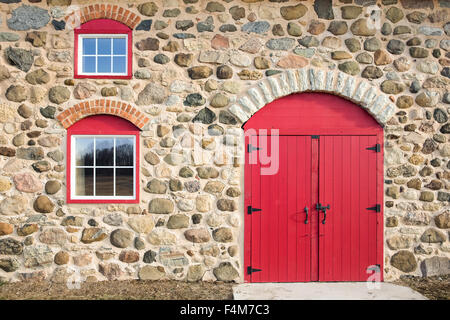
228, 67, 396, 127
56, 99, 150, 130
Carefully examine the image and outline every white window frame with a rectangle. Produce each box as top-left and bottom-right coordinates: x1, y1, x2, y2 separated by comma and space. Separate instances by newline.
70, 135, 136, 201
78, 34, 128, 76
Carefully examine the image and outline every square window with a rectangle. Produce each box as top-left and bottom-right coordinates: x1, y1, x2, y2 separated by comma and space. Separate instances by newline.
70, 134, 137, 202
77, 30, 130, 77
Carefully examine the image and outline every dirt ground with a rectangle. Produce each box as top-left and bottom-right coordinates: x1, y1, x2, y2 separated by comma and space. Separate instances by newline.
393, 274, 450, 300
0, 276, 448, 300
0, 279, 234, 300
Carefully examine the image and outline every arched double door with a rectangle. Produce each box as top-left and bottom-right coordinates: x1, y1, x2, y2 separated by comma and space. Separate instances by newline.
244, 93, 383, 282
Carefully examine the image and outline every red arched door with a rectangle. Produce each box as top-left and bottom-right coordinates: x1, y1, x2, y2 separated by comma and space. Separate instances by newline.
244, 93, 383, 282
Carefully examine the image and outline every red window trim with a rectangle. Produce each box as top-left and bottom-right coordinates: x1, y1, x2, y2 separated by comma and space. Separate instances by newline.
67, 115, 140, 204
74, 19, 133, 80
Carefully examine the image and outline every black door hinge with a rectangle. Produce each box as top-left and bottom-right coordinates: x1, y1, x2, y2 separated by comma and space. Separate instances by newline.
366, 144, 381, 152
311, 135, 319, 139
247, 266, 262, 275
367, 204, 381, 212
247, 206, 262, 215
247, 144, 261, 153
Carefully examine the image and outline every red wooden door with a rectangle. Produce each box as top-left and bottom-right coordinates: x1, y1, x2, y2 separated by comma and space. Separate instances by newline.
318, 136, 381, 281
248, 135, 315, 282
244, 93, 383, 283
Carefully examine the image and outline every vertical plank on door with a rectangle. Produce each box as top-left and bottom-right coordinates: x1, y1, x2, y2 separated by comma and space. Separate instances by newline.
250, 134, 261, 282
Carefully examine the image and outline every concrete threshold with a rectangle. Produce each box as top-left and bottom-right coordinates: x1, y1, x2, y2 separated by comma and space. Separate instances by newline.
232, 282, 427, 300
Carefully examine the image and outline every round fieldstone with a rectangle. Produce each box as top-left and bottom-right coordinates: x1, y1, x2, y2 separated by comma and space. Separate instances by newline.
364, 37, 381, 52
213, 262, 239, 282
188, 66, 213, 79
179, 167, 194, 178
184, 228, 211, 243
396, 96, 413, 109
138, 2, 158, 16
272, 24, 285, 36
145, 179, 167, 194
119, 250, 139, 263
433, 109, 448, 123
45, 180, 61, 194
110, 229, 134, 248
217, 65, 233, 79
288, 22, 303, 36
345, 38, 360, 53
174, 53, 193, 67
0, 238, 23, 255
54, 251, 69, 265
212, 227, 233, 242
33, 195, 54, 213
25, 69, 50, 85
409, 47, 428, 58
387, 40, 405, 55
355, 52, 373, 64
386, 7, 404, 23
6, 85, 28, 102
48, 86, 70, 104
341, 6, 362, 19
149, 198, 174, 214
361, 66, 383, 79
192, 108, 216, 124
80, 228, 107, 244
390, 250, 417, 272
350, 18, 375, 36
154, 53, 170, 64
167, 214, 189, 229
280, 4, 307, 20
338, 61, 360, 75
420, 228, 446, 243
143, 250, 157, 263
380, 80, 404, 94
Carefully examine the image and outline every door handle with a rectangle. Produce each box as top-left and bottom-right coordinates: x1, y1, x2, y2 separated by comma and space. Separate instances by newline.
304, 206, 309, 224
316, 203, 330, 224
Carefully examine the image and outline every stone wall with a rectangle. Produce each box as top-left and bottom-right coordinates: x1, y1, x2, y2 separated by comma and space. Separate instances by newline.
0, 0, 449, 284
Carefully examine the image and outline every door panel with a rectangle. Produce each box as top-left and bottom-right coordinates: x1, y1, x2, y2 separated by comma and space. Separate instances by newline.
250, 136, 313, 282
318, 136, 379, 281
247, 135, 380, 282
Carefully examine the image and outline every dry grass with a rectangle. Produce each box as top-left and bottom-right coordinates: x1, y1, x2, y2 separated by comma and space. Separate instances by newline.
0, 279, 234, 300
393, 274, 450, 300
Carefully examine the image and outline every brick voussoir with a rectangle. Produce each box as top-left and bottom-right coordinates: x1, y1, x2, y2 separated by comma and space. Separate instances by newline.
56, 99, 149, 130
66, 6, 140, 29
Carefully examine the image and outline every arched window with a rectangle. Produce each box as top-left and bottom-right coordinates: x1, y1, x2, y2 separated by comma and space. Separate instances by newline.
74, 19, 132, 79
67, 115, 139, 203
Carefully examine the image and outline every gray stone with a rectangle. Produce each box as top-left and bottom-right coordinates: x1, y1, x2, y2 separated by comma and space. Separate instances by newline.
0, 238, 23, 255
213, 262, 239, 281
420, 256, 450, 276
266, 38, 296, 51
6, 47, 34, 72
149, 198, 174, 214
110, 229, 134, 248
136, 83, 167, 105
197, 16, 214, 32
241, 21, 270, 34
314, 0, 334, 20
23, 245, 53, 267
7, 5, 50, 31
390, 250, 417, 272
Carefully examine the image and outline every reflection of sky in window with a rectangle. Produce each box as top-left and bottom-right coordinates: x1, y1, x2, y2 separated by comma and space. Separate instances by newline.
81, 37, 127, 74
75, 138, 94, 166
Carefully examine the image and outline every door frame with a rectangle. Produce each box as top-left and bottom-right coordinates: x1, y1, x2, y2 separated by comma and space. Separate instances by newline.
243, 93, 384, 283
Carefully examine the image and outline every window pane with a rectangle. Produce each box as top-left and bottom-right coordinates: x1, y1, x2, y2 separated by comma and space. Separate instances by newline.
116, 138, 134, 166
96, 138, 114, 166
116, 168, 133, 196
82, 38, 96, 55
113, 56, 126, 74
113, 38, 126, 55
97, 38, 111, 54
75, 138, 94, 166
75, 168, 93, 196
95, 168, 114, 196
97, 56, 111, 73
82, 56, 96, 73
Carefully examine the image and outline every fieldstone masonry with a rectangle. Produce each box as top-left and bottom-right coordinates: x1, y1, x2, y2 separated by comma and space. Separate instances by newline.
0, 0, 449, 284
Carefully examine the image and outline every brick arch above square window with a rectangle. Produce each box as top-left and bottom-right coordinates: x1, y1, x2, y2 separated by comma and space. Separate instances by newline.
65, 5, 141, 29
56, 99, 150, 130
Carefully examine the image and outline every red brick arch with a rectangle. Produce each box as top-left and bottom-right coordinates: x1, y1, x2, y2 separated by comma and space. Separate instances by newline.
65, 4, 141, 29
56, 99, 150, 130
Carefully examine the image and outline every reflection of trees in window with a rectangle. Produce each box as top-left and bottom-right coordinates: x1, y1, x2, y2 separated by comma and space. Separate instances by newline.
96, 145, 114, 165
78, 141, 94, 165
116, 144, 133, 166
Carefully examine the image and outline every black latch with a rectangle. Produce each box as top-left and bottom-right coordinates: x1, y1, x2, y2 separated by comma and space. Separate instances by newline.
247, 206, 262, 215
366, 144, 381, 152
247, 144, 261, 153
247, 266, 262, 275
311, 135, 319, 139
367, 204, 381, 212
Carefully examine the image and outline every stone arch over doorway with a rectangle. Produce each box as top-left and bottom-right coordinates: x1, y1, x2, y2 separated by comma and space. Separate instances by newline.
228, 67, 396, 127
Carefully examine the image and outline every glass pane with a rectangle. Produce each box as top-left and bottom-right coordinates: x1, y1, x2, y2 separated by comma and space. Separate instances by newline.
115, 138, 134, 166
113, 38, 126, 55
75, 138, 94, 166
97, 56, 111, 73
113, 56, 126, 74
82, 56, 96, 73
75, 168, 93, 196
82, 38, 96, 55
116, 168, 133, 196
95, 168, 114, 196
95, 138, 114, 166
97, 38, 111, 54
